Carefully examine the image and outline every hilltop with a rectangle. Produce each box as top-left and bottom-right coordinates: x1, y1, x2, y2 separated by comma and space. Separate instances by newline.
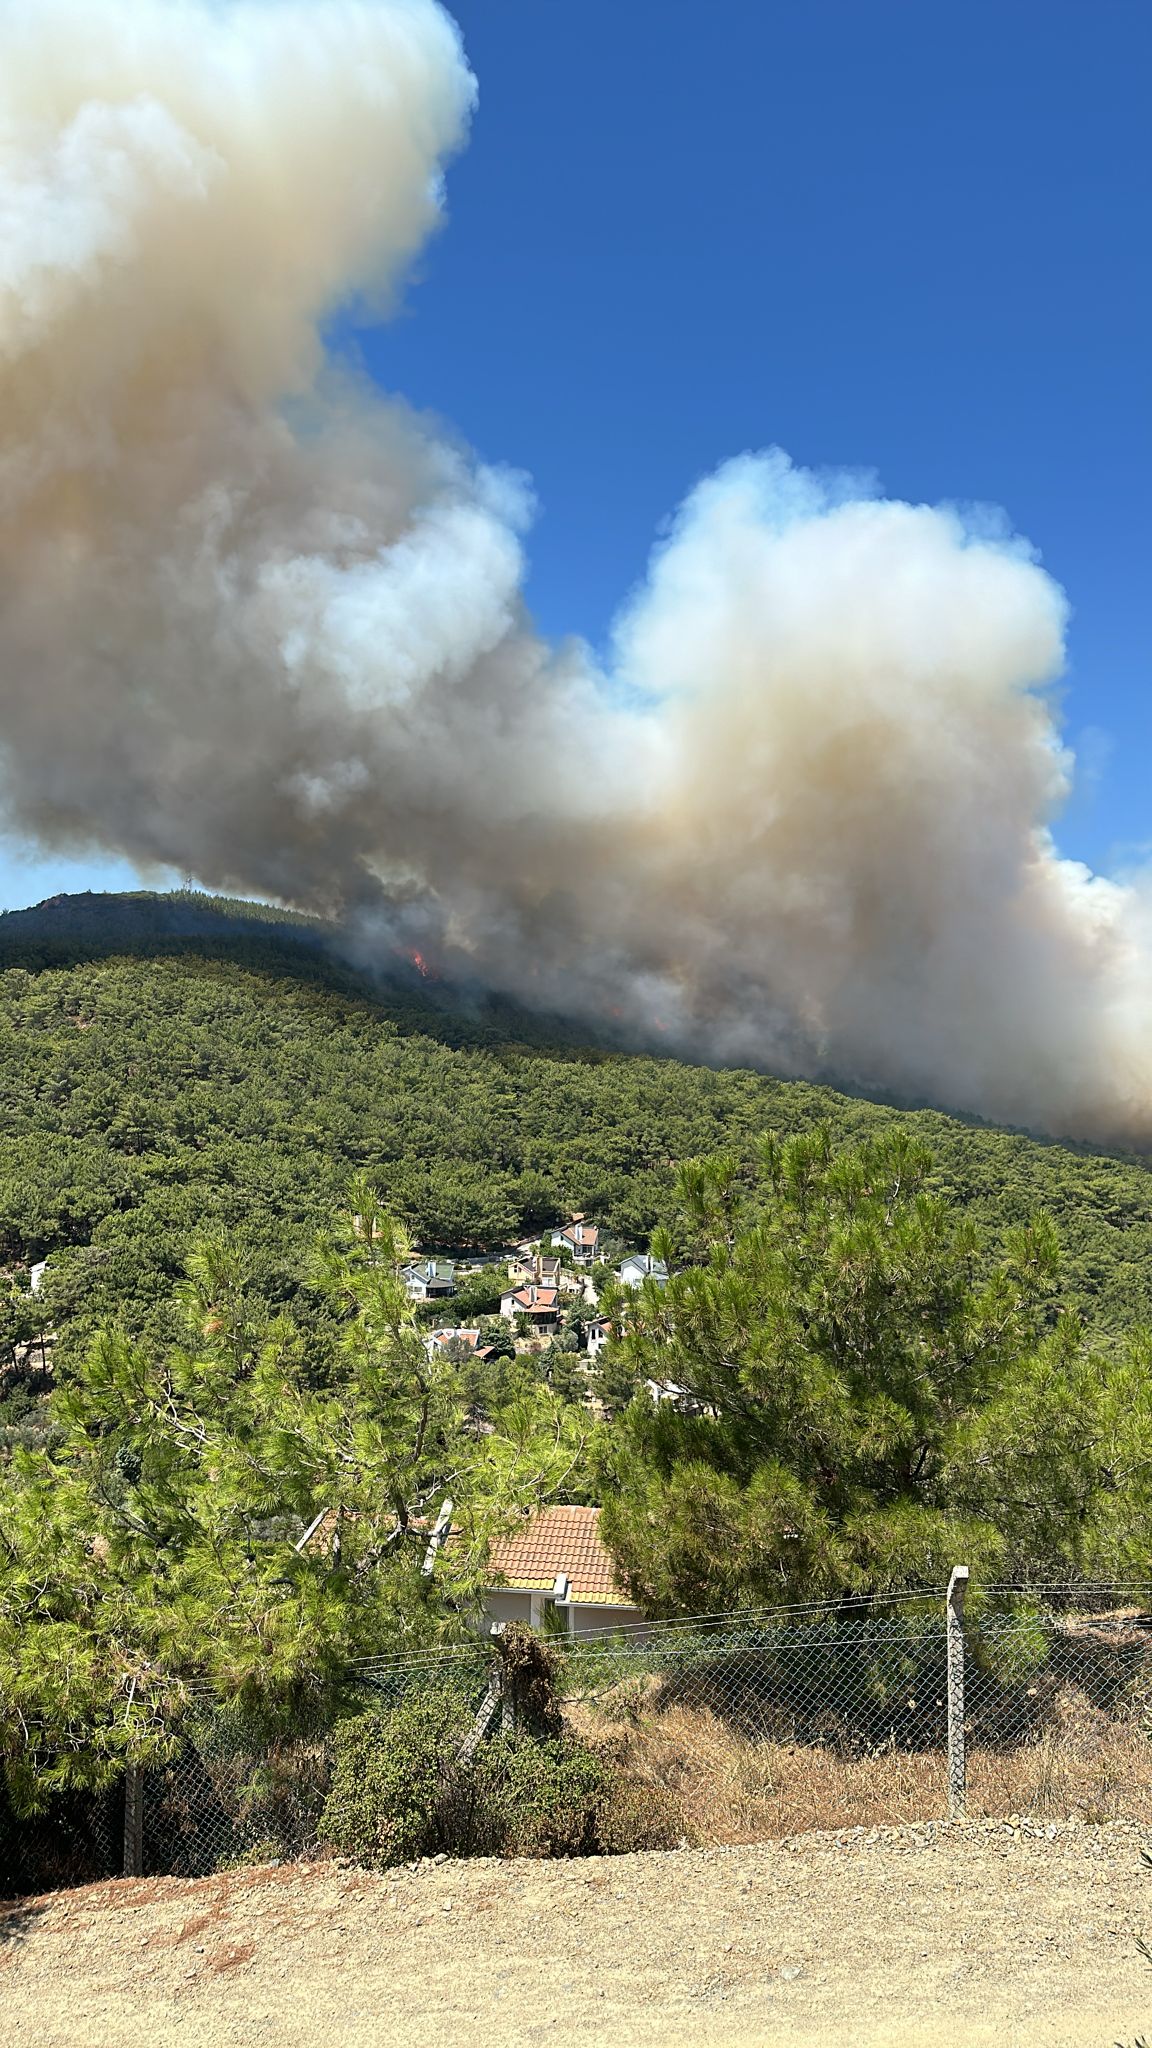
3, 890, 1152, 1376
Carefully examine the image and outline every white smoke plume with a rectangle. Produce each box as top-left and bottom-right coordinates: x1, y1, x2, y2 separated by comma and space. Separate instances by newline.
1, 0, 1150, 1144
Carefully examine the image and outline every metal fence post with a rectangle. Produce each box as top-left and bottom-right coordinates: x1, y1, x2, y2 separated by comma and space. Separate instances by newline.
946, 1566, 969, 1821
123, 1765, 143, 1878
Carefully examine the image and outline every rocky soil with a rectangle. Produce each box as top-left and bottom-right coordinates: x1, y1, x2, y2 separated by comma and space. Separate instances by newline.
3, 1817, 1151, 2046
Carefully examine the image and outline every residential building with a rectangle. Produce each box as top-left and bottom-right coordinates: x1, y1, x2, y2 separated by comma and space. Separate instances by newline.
483, 1505, 643, 1636
401, 1258, 457, 1301
551, 1215, 600, 1265
618, 1253, 669, 1288
301, 1501, 643, 1638
586, 1316, 611, 1357
644, 1377, 690, 1404
498, 1283, 560, 1334
507, 1249, 562, 1290
426, 1327, 490, 1359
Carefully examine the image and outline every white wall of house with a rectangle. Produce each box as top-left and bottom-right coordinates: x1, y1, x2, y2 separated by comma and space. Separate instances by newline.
619, 1256, 668, 1288
567, 1602, 643, 1636
479, 1589, 642, 1638
482, 1589, 535, 1630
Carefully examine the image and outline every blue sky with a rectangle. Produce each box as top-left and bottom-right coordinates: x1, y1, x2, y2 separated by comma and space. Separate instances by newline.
2, 0, 1149, 908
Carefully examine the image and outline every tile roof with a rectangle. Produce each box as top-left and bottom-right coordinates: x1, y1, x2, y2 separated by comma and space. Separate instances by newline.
487, 1505, 632, 1606
556, 1221, 599, 1247
504, 1284, 559, 1311
510, 1253, 561, 1280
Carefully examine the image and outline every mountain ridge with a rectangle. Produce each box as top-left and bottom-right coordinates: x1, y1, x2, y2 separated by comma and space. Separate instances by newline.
2, 890, 1152, 1384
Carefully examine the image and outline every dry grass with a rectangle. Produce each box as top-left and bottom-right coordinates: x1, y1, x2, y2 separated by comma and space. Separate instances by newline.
570, 1679, 1152, 1842
967, 1686, 1152, 1827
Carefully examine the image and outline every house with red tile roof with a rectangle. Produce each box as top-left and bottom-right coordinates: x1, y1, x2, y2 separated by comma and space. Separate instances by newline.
550, 1216, 600, 1265
426, 1327, 502, 1361
498, 1282, 560, 1333
483, 1504, 643, 1636
299, 1499, 643, 1637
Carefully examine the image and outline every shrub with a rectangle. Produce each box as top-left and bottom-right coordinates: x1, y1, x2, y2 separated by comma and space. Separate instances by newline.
321, 1703, 687, 1867
320, 1687, 468, 1868
468, 1733, 608, 1857
320, 1639, 689, 1870
594, 1765, 686, 1854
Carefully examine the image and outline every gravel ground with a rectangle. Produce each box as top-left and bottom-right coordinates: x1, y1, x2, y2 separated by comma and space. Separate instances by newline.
3, 1818, 1151, 2046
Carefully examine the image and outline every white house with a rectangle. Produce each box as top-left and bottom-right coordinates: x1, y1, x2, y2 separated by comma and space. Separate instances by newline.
426, 1327, 484, 1358
499, 1283, 560, 1335
483, 1505, 643, 1637
586, 1316, 611, 1357
618, 1253, 668, 1288
644, 1377, 691, 1405
551, 1216, 600, 1266
402, 1259, 457, 1302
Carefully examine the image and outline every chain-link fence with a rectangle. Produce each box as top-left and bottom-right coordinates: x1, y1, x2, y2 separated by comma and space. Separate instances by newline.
553, 1583, 1152, 1838
137, 1647, 497, 1880
9, 1581, 1152, 1890
1, 1770, 123, 1896
561, 1597, 949, 1746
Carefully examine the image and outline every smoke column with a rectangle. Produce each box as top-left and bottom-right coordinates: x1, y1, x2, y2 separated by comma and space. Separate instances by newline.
1, 0, 1150, 1144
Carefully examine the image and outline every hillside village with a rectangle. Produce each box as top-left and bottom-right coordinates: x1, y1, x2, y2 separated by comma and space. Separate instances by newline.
397, 1218, 671, 1639
400, 1211, 669, 1397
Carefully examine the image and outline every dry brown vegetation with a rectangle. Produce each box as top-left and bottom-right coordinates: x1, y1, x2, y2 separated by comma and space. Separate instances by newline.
571, 1678, 1152, 1842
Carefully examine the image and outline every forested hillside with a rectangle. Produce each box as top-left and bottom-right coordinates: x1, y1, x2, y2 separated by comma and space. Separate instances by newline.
3, 891, 1152, 1375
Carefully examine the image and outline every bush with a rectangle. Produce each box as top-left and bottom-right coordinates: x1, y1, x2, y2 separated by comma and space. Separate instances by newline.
321, 1635, 687, 1870
594, 1766, 686, 1854
321, 1697, 686, 1868
468, 1733, 609, 1857
320, 1687, 468, 1868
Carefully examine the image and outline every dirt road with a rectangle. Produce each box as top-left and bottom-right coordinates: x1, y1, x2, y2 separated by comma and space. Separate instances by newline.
3, 1818, 1150, 2047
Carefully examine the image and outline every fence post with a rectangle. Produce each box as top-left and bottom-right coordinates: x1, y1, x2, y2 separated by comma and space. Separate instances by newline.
122, 1765, 143, 1878
946, 1565, 969, 1821
458, 1624, 507, 1764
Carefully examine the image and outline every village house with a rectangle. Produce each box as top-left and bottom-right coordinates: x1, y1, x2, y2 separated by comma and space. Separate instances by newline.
401, 1258, 457, 1302
482, 1504, 643, 1637
301, 1501, 643, 1639
498, 1282, 560, 1335
550, 1215, 600, 1266
425, 1327, 497, 1361
586, 1316, 611, 1357
618, 1253, 668, 1288
506, 1248, 563, 1290
645, 1376, 691, 1405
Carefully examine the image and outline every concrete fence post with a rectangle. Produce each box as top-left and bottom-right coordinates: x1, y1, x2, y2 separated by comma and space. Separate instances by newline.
946, 1565, 969, 1822
122, 1766, 143, 1878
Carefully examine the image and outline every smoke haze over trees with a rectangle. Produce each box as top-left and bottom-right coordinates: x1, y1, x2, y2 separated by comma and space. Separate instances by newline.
6, 898, 1152, 1428
3, 2, 1152, 1141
